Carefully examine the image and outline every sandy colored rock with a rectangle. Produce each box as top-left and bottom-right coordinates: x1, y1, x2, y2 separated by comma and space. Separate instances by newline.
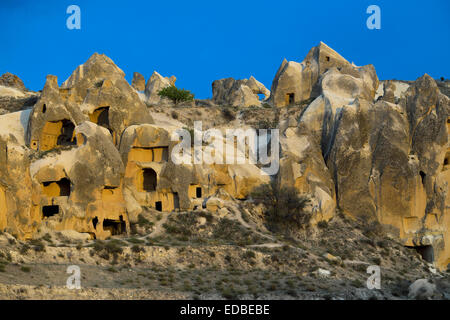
212, 76, 269, 107
269, 42, 377, 107
144, 71, 176, 105
131, 72, 146, 91
0, 44, 449, 273
0, 72, 26, 91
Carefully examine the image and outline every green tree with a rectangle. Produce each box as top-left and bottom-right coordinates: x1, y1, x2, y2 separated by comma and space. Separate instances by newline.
158, 85, 194, 104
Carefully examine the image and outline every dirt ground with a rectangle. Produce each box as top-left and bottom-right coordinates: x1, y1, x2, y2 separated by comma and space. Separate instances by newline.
1, 203, 449, 300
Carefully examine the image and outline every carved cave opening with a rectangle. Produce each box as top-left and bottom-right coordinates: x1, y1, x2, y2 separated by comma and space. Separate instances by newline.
444, 151, 450, 170
286, 93, 295, 105
142, 168, 157, 192
91, 107, 115, 141
40, 119, 77, 151
155, 201, 162, 212
42, 205, 59, 218
56, 120, 76, 147
42, 178, 71, 197
419, 171, 426, 185
412, 245, 435, 263
95, 107, 110, 128
102, 215, 126, 236
173, 192, 180, 210
92, 216, 98, 230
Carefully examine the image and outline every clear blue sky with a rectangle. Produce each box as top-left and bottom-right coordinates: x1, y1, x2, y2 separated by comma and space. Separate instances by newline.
0, 0, 449, 98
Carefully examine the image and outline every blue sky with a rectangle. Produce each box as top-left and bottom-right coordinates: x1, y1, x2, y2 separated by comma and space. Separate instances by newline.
0, 0, 449, 98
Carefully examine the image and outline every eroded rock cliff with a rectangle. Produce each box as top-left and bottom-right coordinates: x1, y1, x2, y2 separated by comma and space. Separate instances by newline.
0, 43, 449, 272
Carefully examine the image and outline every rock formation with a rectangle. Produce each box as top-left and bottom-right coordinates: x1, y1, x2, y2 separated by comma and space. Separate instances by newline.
212, 76, 270, 107
0, 53, 270, 242
0, 73, 38, 115
144, 71, 177, 105
0, 43, 449, 272
131, 72, 146, 91
269, 42, 377, 107
275, 42, 449, 270
0, 72, 27, 91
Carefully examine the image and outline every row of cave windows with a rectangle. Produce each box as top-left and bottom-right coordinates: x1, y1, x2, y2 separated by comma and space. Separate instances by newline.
41, 204, 439, 263
37, 107, 168, 163
40, 204, 439, 263
36, 106, 112, 149
41, 104, 110, 129
40, 169, 158, 198
141, 169, 202, 197
41, 170, 202, 198
42, 206, 126, 237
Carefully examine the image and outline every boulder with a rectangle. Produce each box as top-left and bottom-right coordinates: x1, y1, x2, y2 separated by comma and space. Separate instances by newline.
408, 279, 436, 299
58, 230, 91, 241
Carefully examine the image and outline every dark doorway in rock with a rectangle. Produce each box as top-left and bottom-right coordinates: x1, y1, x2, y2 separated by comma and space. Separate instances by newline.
56, 120, 76, 146
42, 177, 71, 197
287, 93, 295, 105
96, 107, 110, 128
419, 171, 426, 185
58, 178, 71, 196
102, 216, 126, 236
414, 245, 434, 263
90, 107, 115, 142
196, 187, 202, 198
42, 205, 59, 218
92, 216, 98, 230
173, 192, 180, 210
143, 168, 157, 191
326, 56, 330, 62
42, 104, 47, 113
155, 201, 162, 212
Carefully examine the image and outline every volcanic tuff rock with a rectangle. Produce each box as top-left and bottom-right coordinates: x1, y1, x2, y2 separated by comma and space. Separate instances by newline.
131, 72, 146, 91
279, 42, 449, 269
27, 53, 153, 151
269, 41, 377, 107
0, 43, 449, 271
212, 76, 270, 107
0, 73, 39, 115
0, 72, 26, 91
144, 71, 177, 105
